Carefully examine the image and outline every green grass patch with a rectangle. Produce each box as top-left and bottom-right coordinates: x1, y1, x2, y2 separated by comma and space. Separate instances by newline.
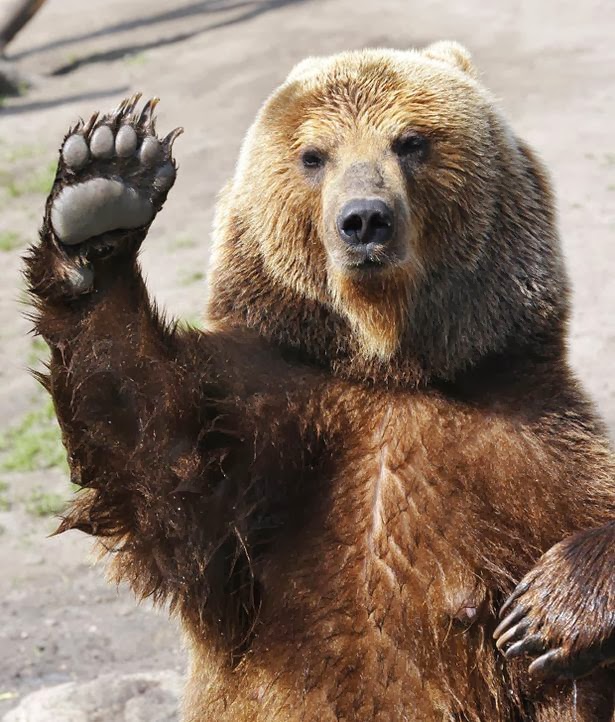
125, 52, 148, 66
0, 230, 22, 252
27, 337, 49, 367
179, 270, 205, 286
173, 235, 197, 250
3, 160, 57, 199
0, 480, 11, 511
0, 398, 67, 473
178, 314, 202, 330
3, 144, 42, 164
25, 488, 66, 517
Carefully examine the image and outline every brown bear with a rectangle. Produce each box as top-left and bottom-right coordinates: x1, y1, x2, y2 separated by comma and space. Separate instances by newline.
25, 42, 614, 721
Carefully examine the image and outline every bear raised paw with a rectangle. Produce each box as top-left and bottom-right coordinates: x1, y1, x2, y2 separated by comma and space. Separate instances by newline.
45, 93, 182, 292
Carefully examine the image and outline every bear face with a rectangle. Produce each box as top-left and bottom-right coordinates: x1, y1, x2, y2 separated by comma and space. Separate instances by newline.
207, 43, 568, 383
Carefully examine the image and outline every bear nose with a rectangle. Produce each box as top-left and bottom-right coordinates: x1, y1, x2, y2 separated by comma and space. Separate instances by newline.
337, 199, 394, 246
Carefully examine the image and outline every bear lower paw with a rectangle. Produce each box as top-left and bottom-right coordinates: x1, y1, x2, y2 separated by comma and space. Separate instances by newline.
48, 93, 183, 249
494, 526, 615, 680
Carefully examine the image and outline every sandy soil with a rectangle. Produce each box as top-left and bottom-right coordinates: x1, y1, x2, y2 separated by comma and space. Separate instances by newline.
0, 0, 613, 715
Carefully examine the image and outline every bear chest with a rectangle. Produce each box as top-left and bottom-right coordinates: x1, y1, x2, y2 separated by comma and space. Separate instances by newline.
244, 396, 500, 719
326, 399, 488, 638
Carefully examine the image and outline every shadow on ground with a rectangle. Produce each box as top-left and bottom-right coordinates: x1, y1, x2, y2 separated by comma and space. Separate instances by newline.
0, 86, 130, 115
9, 0, 310, 76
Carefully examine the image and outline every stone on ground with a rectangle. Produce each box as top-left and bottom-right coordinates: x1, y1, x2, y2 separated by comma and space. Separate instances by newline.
2, 671, 182, 722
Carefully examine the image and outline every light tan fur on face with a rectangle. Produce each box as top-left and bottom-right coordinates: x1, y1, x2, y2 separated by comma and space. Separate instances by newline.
328, 266, 412, 360
209, 44, 506, 364
320, 136, 419, 360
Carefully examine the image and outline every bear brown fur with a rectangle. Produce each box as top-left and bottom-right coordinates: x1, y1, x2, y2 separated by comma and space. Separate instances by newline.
25, 43, 614, 720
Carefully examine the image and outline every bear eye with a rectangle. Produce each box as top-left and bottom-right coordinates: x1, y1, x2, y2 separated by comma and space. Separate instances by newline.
301, 149, 326, 170
393, 132, 429, 159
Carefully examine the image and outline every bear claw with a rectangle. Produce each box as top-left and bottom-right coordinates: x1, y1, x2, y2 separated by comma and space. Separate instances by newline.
494, 531, 615, 681
49, 95, 183, 247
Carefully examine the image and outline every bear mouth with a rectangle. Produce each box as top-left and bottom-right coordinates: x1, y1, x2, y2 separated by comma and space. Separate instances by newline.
329, 240, 404, 277
347, 244, 392, 273
354, 257, 386, 271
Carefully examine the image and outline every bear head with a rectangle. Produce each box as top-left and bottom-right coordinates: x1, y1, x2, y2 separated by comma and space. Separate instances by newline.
206, 42, 569, 386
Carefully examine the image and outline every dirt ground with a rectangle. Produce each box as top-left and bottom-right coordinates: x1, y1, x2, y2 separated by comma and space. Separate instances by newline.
0, 0, 613, 716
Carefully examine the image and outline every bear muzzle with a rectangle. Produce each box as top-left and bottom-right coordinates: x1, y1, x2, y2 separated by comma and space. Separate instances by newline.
337, 198, 394, 248
324, 160, 413, 275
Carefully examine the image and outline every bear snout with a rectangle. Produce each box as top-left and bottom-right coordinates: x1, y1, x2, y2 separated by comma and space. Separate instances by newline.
336, 198, 394, 249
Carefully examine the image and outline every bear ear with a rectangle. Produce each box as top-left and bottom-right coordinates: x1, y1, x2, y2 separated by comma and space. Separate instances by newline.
422, 41, 477, 78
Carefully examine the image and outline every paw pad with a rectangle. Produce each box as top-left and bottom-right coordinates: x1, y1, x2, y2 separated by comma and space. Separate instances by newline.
115, 126, 138, 157
62, 135, 89, 169
90, 126, 114, 159
50, 93, 183, 246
